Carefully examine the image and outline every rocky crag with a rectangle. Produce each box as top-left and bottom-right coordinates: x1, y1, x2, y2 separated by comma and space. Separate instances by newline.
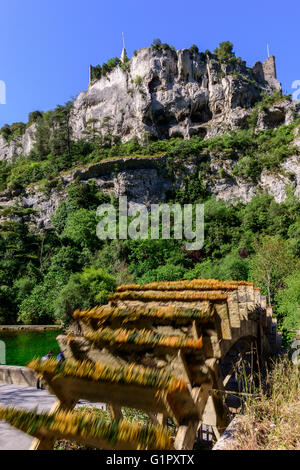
2, 130, 300, 230
0, 45, 299, 229
71, 50, 284, 142
0, 47, 292, 160
0, 124, 36, 162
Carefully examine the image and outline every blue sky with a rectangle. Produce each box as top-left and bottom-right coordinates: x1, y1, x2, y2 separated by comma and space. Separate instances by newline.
0, 0, 299, 127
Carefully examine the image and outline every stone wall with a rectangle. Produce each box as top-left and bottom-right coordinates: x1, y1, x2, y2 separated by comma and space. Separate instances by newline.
263, 55, 277, 80
0, 325, 60, 332
0, 366, 37, 387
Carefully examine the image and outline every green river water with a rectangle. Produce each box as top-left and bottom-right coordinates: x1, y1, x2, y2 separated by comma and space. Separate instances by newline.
0, 330, 61, 366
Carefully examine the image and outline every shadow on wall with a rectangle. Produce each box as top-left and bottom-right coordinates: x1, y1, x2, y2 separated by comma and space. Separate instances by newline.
0, 366, 37, 387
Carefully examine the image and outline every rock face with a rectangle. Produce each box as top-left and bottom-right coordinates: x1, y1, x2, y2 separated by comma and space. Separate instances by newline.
0, 155, 175, 229
0, 124, 36, 162
0, 48, 294, 162
2, 145, 300, 230
256, 99, 296, 131
70, 48, 283, 143
0, 46, 299, 230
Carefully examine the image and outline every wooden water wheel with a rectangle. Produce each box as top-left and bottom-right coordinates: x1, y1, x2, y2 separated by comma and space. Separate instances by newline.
0, 280, 280, 450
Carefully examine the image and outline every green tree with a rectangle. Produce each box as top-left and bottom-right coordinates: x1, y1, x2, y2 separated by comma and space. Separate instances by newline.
33, 118, 51, 158
214, 41, 235, 63
138, 264, 186, 284
50, 101, 73, 157
184, 252, 248, 282
276, 271, 300, 330
28, 110, 44, 124
151, 38, 162, 49
249, 236, 297, 305
0, 124, 12, 141
61, 208, 99, 249
17, 267, 69, 324
189, 44, 199, 54
54, 267, 115, 324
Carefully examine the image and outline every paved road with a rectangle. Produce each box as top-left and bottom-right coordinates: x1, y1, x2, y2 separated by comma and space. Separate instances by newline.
0, 383, 106, 450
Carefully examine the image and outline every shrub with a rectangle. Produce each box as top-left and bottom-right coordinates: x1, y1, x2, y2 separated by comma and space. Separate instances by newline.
276, 270, 300, 330
0, 122, 26, 142
28, 110, 44, 124
138, 264, 186, 284
189, 44, 199, 54
151, 38, 162, 49
54, 267, 116, 324
133, 75, 142, 86
90, 57, 120, 81
214, 41, 235, 63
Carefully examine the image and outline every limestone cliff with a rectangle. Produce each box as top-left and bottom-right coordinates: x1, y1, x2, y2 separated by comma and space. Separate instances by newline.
2, 127, 300, 230
0, 47, 288, 161
0, 124, 36, 162
71, 48, 283, 142
0, 45, 299, 231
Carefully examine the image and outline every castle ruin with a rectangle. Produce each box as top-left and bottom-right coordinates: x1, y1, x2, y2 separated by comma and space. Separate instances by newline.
253, 55, 281, 91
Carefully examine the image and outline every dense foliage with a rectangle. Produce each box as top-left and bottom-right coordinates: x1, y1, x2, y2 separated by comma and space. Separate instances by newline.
90, 57, 122, 81
0, 87, 299, 333
1, 174, 300, 332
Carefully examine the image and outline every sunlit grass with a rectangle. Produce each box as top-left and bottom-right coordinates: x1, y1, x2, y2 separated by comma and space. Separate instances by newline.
228, 355, 300, 450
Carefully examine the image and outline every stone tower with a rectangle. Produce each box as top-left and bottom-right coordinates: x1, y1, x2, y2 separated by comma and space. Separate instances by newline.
120, 47, 127, 64
262, 55, 277, 81
120, 32, 127, 64
252, 55, 281, 92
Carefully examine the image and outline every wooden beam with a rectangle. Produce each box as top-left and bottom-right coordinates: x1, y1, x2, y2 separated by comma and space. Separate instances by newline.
157, 413, 167, 426
45, 375, 167, 414
148, 412, 160, 425
108, 404, 123, 420
30, 426, 174, 451
30, 397, 77, 450
177, 350, 193, 386
191, 383, 211, 418
212, 425, 221, 441
174, 420, 199, 450
39, 373, 198, 426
